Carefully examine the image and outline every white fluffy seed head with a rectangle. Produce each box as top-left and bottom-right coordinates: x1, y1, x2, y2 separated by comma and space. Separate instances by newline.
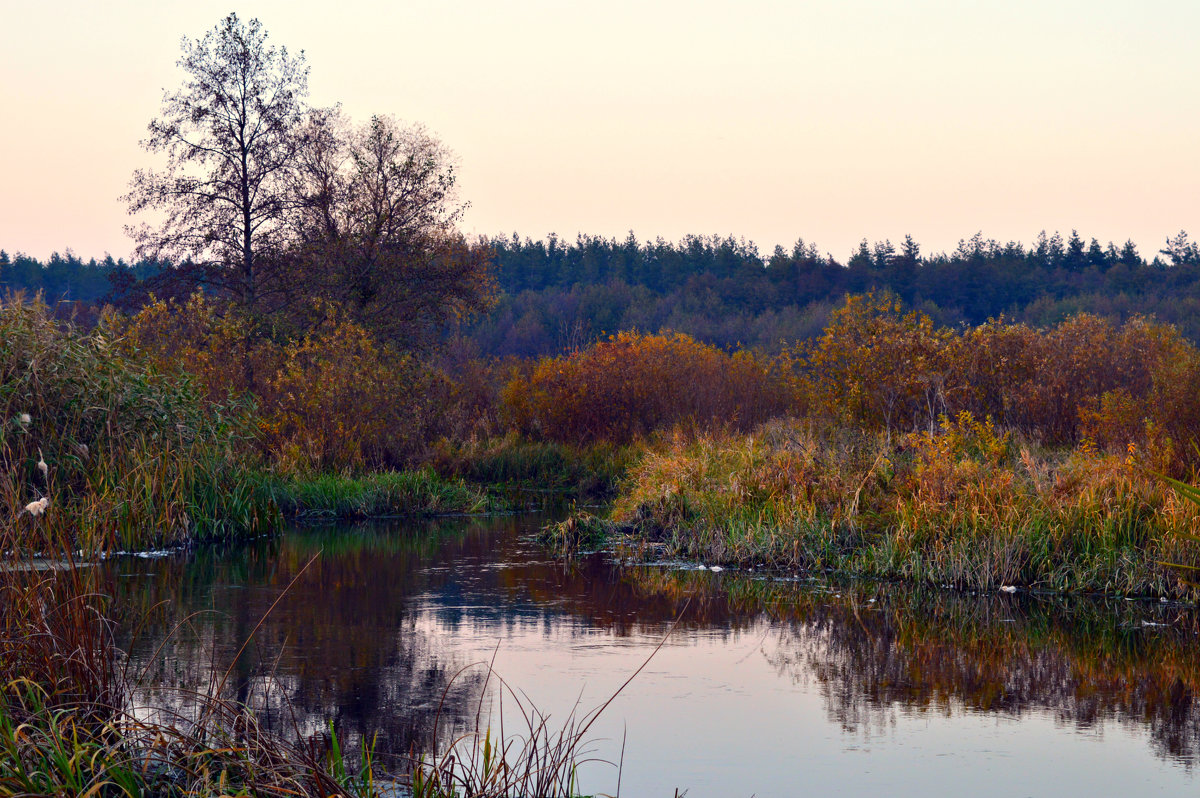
23, 497, 49, 517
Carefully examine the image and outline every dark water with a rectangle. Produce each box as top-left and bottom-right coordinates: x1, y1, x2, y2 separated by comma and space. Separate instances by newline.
108, 515, 1200, 797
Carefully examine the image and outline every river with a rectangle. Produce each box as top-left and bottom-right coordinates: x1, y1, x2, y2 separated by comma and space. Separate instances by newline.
107, 514, 1200, 797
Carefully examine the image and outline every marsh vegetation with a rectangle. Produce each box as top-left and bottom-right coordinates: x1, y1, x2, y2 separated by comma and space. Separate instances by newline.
6, 11, 1200, 797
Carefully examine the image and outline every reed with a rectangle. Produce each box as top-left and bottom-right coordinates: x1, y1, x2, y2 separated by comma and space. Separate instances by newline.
540, 510, 615, 557
1, 293, 278, 553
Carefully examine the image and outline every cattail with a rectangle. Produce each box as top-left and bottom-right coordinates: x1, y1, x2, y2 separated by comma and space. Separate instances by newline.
76, 442, 89, 460
16, 413, 31, 426
23, 497, 49, 517
37, 448, 48, 480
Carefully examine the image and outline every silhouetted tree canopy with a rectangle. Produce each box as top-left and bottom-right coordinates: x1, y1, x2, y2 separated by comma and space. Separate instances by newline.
118, 14, 494, 349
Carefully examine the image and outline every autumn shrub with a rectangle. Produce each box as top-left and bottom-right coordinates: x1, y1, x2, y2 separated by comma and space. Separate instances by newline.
434, 353, 527, 442
502, 331, 791, 444
257, 314, 450, 471
797, 293, 955, 435
119, 294, 456, 472
954, 314, 1164, 445
795, 294, 1200, 467
112, 290, 272, 402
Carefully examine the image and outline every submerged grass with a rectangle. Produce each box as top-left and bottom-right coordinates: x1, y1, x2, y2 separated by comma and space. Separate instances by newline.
587, 417, 1200, 597
540, 511, 616, 557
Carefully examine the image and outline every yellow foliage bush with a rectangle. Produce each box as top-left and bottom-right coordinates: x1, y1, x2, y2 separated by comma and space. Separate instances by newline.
798, 294, 1200, 469
799, 294, 954, 434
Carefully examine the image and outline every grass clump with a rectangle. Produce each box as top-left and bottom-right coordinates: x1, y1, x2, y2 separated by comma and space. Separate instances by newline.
539, 510, 616, 557
1, 294, 278, 552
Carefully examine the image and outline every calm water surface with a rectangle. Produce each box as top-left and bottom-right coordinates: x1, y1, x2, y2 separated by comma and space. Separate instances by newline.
108, 515, 1200, 797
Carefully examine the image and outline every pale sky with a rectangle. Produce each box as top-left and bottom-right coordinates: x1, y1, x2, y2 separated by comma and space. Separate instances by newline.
2, 0, 1197, 262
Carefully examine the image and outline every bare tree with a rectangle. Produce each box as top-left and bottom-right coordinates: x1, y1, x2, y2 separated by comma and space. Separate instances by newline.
290, 112, 494, 348
125, 13, 308, 313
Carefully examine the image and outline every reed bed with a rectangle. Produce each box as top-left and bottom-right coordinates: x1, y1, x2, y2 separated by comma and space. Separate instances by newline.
597, 417, 1200, 596
1, 294, 278, 553
434, 433, 638, 501
1, 296, 610, 796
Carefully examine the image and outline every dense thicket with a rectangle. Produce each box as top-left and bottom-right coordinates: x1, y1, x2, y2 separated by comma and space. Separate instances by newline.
0, 295, 276, 552
503, 295, 1200, 471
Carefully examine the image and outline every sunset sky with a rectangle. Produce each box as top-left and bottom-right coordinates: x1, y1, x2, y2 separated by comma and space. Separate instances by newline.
2, 0, 1197, 262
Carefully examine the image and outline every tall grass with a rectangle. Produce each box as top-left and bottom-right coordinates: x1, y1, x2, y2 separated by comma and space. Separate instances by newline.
434, 433, 638, 500
272, 468, 495, 518
1, 294, 278, 553
599, 418, 1200, 596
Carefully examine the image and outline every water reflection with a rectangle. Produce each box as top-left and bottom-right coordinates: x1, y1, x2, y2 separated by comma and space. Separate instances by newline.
625, 569, 1200, 764
112, 518, 503, 759
109, 515, 1200, 794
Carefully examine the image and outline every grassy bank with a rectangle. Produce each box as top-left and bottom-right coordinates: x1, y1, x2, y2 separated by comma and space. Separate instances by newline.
271, 468, 497, 518
433, 433, 637, 501
553, 416, 1200, 597
1, 297, 602, 796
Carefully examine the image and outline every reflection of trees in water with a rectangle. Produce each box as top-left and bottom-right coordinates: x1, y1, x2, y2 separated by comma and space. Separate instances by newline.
110, 518, 514, 763
109, 516, 1200, 771
622, 569, 1200, 764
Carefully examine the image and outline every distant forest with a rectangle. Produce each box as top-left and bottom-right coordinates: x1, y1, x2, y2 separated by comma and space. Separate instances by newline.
6, 229, 1200, 356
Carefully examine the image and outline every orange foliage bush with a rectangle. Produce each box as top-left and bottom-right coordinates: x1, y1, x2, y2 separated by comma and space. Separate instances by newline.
503, 331, 791, 444
798, 294, 1200, 467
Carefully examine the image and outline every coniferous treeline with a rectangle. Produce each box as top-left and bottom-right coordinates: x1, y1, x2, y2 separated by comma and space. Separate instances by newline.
473, 229, 1200, 355
0, 249, 163, 321
8, 228, 1200, 355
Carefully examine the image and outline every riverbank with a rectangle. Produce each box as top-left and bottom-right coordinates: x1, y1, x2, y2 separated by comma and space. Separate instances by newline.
547, 417, 1200, 598
269, 434, 638, 520
0, 298, 603, 797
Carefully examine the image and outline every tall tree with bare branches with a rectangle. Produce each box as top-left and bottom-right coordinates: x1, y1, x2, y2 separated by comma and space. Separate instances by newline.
125, 13, 308, 314
288, 111, 494, 348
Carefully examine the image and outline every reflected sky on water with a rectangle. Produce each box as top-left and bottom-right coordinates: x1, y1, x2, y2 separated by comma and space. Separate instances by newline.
108, 515, 1200, 797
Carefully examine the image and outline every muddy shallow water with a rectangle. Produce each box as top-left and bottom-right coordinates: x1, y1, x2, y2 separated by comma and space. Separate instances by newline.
108, 515, 1200, 797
